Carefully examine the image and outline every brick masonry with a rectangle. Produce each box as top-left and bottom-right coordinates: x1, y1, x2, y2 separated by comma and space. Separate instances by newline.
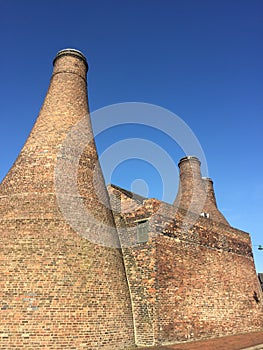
1, 48, 262, 349
0, 49, 134, 349
108, 157, 263, 347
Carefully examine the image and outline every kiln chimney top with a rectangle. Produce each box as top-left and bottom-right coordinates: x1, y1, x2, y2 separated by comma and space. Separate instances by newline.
53, 48, 88, 70
178, 156, 200, 167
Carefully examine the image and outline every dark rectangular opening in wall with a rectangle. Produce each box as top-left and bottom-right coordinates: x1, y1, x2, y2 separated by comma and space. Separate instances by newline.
137, 220, 149, 243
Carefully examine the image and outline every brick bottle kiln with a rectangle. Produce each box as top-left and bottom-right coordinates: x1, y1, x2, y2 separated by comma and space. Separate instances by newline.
0, 49, 262, 349
0, 49, 134, 349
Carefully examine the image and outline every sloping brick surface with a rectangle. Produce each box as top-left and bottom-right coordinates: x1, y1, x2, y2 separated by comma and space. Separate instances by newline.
135, 331, 263, 350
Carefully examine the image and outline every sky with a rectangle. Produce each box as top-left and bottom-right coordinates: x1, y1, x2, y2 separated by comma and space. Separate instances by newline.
0, 0, 262, 271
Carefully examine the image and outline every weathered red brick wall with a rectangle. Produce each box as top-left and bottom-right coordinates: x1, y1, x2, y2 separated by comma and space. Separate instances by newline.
0, 50, 135, 349
108, 185, 263, 347
156, 213, 263, 343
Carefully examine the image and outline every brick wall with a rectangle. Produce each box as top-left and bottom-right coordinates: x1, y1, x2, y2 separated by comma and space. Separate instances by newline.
108, 184, 263, 347
156, 212, 263, 343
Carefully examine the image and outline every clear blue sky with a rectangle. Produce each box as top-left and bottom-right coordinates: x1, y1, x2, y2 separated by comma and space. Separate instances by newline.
0, 0, 262, 271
